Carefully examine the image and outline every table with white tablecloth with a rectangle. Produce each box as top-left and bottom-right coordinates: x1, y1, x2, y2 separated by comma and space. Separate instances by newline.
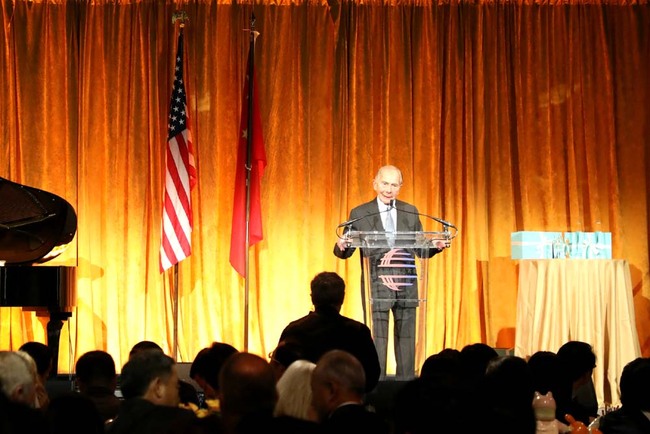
515, 259, 641, 406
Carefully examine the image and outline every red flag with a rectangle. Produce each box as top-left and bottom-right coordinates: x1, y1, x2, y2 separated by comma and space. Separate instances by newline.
230, 48, 266, 277
160, 30, 197, 272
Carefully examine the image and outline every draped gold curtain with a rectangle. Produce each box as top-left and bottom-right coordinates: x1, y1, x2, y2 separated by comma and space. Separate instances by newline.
1, 0, 649, 375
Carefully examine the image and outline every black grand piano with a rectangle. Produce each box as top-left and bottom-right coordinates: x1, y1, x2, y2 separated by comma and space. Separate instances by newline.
0, 176, 77, 374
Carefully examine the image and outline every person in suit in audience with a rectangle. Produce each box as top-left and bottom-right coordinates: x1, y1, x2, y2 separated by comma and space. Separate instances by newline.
278, 271, 381, 393
555, 340, 598, 425
129, 339, 200, 406
190, 342, 238, 401
75, 350, 122, 423
46, 391, 105, 434
311, 349, 388, 434
219, 351, 322, 434
18, 341, 53, 409
333, 165, 448, 380
106, 348, 216, 434
0, 350, 38, 407
481, 355, 536, 434
393, 348, 472, 434
598, 357, 650, 434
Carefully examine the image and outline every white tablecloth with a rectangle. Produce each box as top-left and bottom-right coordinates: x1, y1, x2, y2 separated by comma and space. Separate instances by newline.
515, 259, 640, 405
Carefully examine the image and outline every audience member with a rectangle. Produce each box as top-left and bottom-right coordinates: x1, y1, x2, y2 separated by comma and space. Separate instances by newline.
218, 351, 274, 433
75, 350, 121, 423
278, 271, 381, 392
481, 355, 536, 434
46, 391, 104, 434
106, 349, 212, 434
555, 340, 598, 425
128, 340, 164, 358
274, 359, 317, 421
0, 350, 37, 406
598, 357, 650, 434
268, 338, 307, 382
190, 342, 238, 400
394, 349, 473, 434
129, 339, 200, 406
219, 351, 321, 434
311, 349, 388, 434
18, 341, 53, 409
459, 342, 499, 384
0, 388, 49, 433
419, 348, 462, 381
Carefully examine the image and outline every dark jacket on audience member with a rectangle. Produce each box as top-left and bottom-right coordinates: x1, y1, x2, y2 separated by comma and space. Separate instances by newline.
324, 403, 388, 434
105, 397, 220, 434
598, 407, 650, 434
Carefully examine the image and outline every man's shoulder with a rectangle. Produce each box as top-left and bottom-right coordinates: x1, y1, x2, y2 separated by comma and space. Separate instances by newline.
351, 199, 378, 212
280, 313, 316, 334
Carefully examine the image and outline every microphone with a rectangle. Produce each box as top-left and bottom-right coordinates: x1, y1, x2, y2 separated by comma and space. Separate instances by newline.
336, 215, 365, 228
336, 202, 394, 229
396, 206, 458, 231
430, 216, 456, 230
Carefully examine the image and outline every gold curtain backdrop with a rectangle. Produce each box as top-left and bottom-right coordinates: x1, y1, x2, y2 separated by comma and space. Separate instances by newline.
1, 0, 649, 376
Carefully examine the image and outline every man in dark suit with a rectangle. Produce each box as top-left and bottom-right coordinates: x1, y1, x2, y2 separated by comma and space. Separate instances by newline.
598, 356, 650, 434
106, 349, 218, 434
333, 165, 447, 380
278, 271, 381, 393
311, 349, 388, 434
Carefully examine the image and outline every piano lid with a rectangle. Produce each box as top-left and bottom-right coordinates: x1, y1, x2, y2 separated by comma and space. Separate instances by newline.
0, 177, 77, 265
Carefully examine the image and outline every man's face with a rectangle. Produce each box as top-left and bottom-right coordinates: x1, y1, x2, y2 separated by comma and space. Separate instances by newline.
158, 365, 181, 407
373, 168, 402, 204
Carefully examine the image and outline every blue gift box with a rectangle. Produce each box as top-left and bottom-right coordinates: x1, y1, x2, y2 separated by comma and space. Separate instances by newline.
564, 231, 612, 259
511, 231, 564, 259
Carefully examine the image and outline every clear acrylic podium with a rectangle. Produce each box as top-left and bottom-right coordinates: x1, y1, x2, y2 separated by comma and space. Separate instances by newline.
346, 230, 450, 377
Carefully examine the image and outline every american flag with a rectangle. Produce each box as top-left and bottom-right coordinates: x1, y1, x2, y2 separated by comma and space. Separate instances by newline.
160, 30, 197, 273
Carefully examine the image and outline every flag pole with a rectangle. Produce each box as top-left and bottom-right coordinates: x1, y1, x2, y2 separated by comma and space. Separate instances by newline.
172, 263, 179, 360
243, 13, 257, 352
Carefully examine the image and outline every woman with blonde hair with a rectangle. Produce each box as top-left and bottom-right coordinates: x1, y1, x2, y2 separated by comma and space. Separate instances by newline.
274, 359, 317, 421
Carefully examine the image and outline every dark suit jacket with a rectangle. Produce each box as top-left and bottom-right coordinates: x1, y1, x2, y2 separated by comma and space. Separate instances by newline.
279, 306, 381, 393
106, 398, 220, 434
324, 403, 389, 434
598, 407, 650, 434
333, 198, 441, 310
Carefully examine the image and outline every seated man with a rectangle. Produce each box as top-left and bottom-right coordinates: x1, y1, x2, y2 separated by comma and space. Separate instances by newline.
278, 271, 380, 393
598, 357, 650, 434
106, 349, 213, 434
75, 350, 122, 423
311, 349, 388, 434
0, 350, 38, 407
129, 340, 199, 406
189, 342, 238, 401
219, 352, 322, 434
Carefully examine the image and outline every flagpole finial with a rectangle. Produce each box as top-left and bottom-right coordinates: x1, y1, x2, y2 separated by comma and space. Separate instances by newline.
172, 10, 189, 27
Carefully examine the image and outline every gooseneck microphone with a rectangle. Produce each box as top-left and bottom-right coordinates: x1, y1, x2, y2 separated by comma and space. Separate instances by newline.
336, 201, 395, 229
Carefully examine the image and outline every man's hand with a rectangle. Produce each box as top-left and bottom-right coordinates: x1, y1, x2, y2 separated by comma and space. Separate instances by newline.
336, 237, 351, 251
